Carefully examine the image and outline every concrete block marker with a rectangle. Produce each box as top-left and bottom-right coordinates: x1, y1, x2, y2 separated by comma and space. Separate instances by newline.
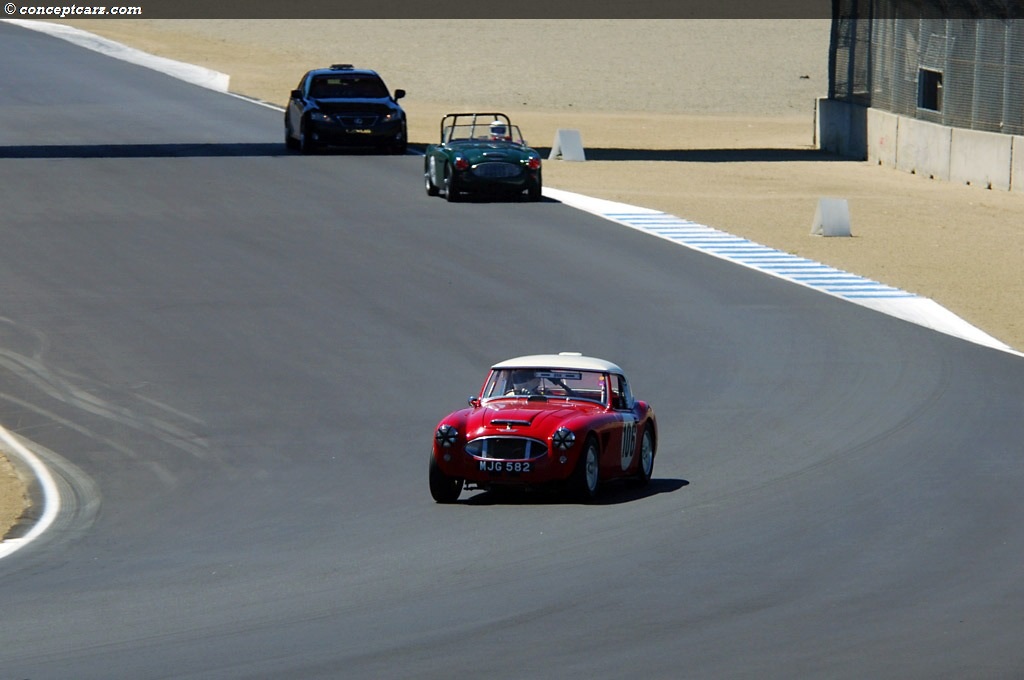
811, 197, 852, 237
549, 129, 586, 161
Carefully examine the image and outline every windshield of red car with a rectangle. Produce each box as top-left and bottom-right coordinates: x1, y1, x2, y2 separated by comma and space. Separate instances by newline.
481, 368, 607, 404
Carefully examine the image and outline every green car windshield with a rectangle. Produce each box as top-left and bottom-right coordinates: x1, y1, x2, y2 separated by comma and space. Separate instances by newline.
444, 124, 526, 146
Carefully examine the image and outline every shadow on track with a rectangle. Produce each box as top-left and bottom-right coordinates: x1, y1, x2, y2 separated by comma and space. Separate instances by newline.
533, 147, 847, 163
0, 143, 412, 159
459, 478, 688, 506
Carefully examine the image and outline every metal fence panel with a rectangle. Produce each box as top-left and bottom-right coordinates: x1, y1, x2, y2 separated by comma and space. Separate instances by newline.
830, 0, 1024, 135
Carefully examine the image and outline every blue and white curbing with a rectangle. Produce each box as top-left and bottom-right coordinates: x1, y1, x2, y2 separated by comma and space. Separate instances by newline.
545, 188, 1018, 356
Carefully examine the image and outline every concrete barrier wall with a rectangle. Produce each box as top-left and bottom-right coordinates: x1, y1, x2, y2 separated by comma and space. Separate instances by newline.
815, 98, 867, 160
817, 98, 1021, 192
950, 127, 1012, 191
1013, 136, 1024, 194
867, 109, 898, 168
895, 117, 952, 181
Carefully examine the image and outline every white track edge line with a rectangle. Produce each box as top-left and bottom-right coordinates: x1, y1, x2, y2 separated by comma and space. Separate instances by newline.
0, 425, 60, 558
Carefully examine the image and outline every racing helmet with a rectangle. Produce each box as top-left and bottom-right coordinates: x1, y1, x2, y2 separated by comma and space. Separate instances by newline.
489, 120, 509, 139
510, 369, 541, 394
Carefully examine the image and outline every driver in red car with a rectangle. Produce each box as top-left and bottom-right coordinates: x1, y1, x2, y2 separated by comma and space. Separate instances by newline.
508, 369, 541, 395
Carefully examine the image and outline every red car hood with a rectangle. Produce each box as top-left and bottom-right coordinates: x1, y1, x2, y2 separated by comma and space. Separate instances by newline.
466, 400, 601, 439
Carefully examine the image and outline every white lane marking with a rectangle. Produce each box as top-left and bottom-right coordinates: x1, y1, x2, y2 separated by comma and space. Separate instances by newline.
2, 19, 230, 91
0, 425, 60, 559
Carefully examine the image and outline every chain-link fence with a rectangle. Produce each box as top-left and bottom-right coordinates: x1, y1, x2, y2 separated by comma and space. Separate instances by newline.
830, 0, 1024, 135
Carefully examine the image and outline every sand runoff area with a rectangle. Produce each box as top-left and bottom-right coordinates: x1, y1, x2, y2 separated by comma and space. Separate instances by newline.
2, 20, 1022, 539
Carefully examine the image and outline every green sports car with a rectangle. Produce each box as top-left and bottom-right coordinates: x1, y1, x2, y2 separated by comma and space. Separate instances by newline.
424, 113, 543, 202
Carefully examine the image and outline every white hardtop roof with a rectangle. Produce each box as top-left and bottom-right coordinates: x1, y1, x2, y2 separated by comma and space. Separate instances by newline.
492, 352, 624, 375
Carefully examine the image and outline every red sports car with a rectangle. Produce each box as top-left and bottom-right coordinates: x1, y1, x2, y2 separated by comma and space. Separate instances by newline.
429, 353, 657, 503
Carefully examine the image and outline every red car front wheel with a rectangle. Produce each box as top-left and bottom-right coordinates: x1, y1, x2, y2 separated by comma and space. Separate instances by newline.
429, 454, 463, 503
568, 436, 600, 502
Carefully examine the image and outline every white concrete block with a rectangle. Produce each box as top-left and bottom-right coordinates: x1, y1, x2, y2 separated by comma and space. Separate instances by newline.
811, 197, 852, 237
549, 129, 586, 161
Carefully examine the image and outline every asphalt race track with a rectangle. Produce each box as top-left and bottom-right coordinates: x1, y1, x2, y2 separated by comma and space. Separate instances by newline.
2, 22, 1024, 679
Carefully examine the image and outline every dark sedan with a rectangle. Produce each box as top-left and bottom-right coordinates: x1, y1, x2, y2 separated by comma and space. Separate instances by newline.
284, 64, 407, 154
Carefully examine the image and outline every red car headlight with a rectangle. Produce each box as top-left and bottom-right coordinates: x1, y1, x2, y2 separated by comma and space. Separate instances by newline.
552, 427, 575, 451
435, 424, 458, 448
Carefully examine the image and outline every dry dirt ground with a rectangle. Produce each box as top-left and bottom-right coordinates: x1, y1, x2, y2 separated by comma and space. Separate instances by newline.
3, 19, 1022, 539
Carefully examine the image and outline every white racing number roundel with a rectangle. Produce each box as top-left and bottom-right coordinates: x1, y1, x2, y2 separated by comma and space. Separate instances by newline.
620, 420, 637, 471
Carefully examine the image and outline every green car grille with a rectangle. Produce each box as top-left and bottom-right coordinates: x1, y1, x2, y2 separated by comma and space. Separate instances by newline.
472, 162, 523, 179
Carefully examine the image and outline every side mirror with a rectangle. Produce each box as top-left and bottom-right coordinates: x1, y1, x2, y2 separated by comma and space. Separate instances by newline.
290, 89, 302, 100
393, 88, 406, 101
468, 396, 481, 407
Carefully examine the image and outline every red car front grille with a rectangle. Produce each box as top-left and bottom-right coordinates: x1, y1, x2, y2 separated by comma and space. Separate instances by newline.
468, 437, 547, 460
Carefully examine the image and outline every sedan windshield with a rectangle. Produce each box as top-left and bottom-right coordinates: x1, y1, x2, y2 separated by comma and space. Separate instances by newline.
309, 76, 389, 99
482, 368, 607, 404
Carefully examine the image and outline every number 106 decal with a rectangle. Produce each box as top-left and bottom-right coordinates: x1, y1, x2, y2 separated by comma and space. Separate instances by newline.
620, 421, 637, 470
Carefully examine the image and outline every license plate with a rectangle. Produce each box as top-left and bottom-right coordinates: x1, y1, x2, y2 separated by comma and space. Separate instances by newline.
346, 129, 372, 134
479, 460, 531, 473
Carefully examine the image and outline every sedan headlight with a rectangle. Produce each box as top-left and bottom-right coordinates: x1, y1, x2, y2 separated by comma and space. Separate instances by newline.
435, 424, 458, 448
552, 427, 575, 451
310, 111, 333, 123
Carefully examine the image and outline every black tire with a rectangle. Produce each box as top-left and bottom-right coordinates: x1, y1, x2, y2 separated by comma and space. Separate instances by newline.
444, 165, 460, 202
284, 123, 300, 151
527, 174, 542, 202
635, 427, 655, 486
425, 160, 440, 196
429, 455, 463, 503
300, 117, 319, 155
390, 125, 408, 155
568, 436, 600, 502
